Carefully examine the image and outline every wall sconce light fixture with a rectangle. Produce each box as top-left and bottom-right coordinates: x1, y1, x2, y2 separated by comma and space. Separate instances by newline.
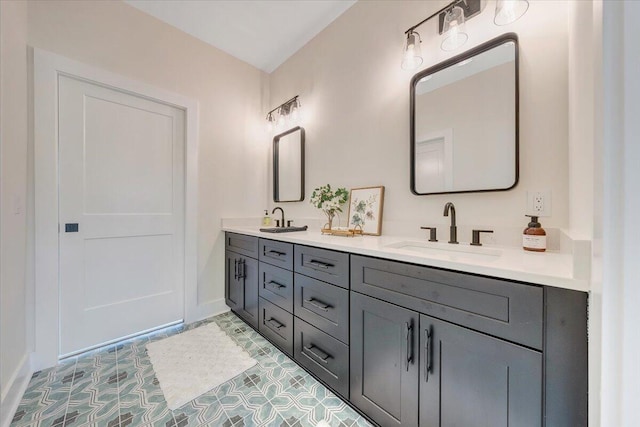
266, 95, 301, 132
401, 0, 529, 69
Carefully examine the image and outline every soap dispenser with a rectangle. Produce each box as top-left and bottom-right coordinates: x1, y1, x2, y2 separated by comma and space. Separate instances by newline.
262, 210, 272, 226
523, 215, 546, 252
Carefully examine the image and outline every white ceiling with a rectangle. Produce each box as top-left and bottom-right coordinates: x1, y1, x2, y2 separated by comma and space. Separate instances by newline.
125, 0, 356, 73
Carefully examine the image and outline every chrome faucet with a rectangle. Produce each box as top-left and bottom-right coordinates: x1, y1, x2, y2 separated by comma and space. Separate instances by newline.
272, 207, 285, 228
443, 202, 458, 244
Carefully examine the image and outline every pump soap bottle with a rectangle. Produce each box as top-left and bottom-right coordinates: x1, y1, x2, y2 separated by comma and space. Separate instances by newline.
523, 215, 546, 252
262, 210, 272, 226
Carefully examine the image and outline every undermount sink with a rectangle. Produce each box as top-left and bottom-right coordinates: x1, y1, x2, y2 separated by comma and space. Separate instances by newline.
385, 240, 502, 262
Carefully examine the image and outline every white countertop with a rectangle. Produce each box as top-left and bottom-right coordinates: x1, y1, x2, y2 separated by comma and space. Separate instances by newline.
222, 225, 590, 292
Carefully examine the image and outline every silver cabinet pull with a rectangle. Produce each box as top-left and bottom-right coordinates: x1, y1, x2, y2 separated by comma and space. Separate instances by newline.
267, 280, 285, 290
266, 318, 284, 330
308, 259, 334, 269
303, 344, 331, 364
304, 298, 331, 312
267, 249, 286, 257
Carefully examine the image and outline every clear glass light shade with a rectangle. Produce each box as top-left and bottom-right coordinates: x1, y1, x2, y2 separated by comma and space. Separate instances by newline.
266, 113, 275, 132
276, 110, 287, 129
441, 6, 468, 52
494, 0, 529, 26
289, 101, 300, 121
401, 31, 423, 70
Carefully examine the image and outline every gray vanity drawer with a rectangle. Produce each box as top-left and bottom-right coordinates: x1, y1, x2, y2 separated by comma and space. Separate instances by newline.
259, 263, 293, 313
259, 297, 293, 356
294, 274, 349, 344
294, 317, 349, 399
351, 255, 544, 350
225, 232, 259, 259
294, 245, 349, 288
259, 239, 294, 270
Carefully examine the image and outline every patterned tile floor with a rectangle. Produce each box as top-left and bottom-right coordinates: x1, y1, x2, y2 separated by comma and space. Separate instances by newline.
11, 312, 371, 427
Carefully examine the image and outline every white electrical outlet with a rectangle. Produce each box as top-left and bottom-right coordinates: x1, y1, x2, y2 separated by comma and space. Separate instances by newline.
526, 190, 551, 217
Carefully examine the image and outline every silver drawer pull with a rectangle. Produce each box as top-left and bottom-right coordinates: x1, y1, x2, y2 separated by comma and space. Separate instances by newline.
304, 298, 331, 312
267, 249, 286, 257
309, 259, 334, 269
267, 318, 284, 330
267, 280, 285, 290
303, 344, 331, 364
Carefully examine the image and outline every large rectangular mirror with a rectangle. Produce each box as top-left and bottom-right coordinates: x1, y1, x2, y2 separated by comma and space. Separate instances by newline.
410, 33, 518, 195
273, 126, 305, 202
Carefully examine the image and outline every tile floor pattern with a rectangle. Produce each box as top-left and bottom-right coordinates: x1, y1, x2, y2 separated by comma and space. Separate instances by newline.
11, 312, 372, 427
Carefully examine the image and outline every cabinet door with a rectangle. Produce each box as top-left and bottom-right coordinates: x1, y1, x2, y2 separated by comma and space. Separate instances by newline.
350, 293, 419, 427
238, 256, 259, 328
225, 251, 243, 312
420, 315, 542, 427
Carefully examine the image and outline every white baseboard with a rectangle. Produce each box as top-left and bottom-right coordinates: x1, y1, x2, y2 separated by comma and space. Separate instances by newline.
186, 297, 229, 324
0, 352, 33, 427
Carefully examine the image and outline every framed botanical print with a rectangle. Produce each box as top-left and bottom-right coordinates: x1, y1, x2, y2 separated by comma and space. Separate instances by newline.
346, 186, 385, 235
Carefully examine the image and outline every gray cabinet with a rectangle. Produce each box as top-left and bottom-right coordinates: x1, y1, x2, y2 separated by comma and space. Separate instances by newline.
259, 262, 294, 312
225, 250, 259, 328
224, 232, 587, 427
294, 317, 349, 399
351, 255, 543, 350
420, 315, 542, 427
294, 245, 349, 288
259, 297, 294, 356
259, 238, 294, 270
226, 232, 259, 258
294, 274, 349, 344
350, 292, 419, 427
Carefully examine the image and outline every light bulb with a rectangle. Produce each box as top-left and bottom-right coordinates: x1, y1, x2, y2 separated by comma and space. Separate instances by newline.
494, 0, 529, 26
401, 31, 423, 70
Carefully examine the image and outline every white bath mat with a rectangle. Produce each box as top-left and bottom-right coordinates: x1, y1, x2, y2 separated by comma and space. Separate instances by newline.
146, 322, 257, 410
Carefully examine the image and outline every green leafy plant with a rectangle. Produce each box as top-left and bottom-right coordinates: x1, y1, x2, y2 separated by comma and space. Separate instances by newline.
310, 184, 349, 228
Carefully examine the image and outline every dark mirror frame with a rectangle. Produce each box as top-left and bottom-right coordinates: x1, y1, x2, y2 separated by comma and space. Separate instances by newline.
273, 126, 305, 202
410, 32, 519, 196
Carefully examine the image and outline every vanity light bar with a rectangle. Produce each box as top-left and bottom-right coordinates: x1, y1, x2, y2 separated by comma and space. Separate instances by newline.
401, 0, 529, 69
266, 96, 301, 131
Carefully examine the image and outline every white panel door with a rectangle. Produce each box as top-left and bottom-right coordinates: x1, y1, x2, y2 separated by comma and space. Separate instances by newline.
58, 75, 185, 356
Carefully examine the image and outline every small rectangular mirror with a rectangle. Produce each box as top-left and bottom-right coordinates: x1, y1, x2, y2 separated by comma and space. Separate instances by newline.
410, 33, 519, 195
273, 126, 305, 202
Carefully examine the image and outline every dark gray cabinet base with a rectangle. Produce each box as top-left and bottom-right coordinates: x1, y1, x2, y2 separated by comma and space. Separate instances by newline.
294, 317, 349, 399
420, 315, 542, 427
350, 293, 419, 427
225, 250, 258, 328
225, 232, 588, 427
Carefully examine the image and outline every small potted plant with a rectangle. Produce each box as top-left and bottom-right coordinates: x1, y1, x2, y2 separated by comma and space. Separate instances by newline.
310, 184, 349, 230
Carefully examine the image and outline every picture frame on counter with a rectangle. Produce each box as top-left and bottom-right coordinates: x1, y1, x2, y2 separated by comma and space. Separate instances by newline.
347, 186, 385, 236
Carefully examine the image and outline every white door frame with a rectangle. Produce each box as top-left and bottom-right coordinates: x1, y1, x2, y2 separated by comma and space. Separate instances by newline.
33, 48, 199, 370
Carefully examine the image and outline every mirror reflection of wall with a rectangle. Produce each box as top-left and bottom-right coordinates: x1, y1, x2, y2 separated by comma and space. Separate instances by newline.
411, 35, 518, 195
273, 127, 305, 202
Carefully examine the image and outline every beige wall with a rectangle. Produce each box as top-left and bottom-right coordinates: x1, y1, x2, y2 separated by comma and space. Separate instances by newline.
26, 0, 268, 319
1, 0, 29, 401
268, 0, 569, 234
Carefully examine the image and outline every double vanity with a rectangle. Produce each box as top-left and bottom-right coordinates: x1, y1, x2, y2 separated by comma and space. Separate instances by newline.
230, 31, 588, 427
223, 227, 588, 427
